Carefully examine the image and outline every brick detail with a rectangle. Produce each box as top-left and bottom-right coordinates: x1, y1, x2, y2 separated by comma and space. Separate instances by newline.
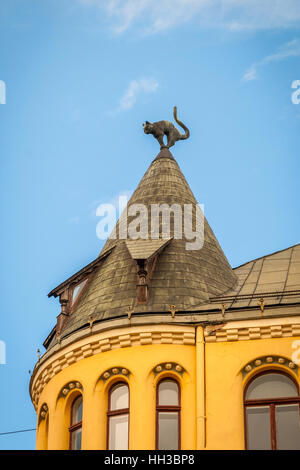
31, 328, 195, 409
204, 323, 300, 343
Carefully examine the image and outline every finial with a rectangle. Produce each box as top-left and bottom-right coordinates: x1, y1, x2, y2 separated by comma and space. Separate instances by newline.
88, 313, 95, 332
143, 106, 190, 150
169, 305, 178, 319
56, 332, 61, 345
126, 306, 134, 320
258, 298, 265, 315
37, 348, 40, 360
220, 304, 227, 318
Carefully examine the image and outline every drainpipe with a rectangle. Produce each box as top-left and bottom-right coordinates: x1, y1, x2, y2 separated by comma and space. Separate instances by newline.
196, 325, 206, 449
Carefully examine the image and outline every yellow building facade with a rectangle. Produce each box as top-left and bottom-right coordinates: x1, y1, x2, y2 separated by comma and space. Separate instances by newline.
30, 147, 300, 450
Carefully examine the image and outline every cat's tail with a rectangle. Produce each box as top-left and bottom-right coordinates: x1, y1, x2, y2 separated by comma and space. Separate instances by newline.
173, 106, 190, 140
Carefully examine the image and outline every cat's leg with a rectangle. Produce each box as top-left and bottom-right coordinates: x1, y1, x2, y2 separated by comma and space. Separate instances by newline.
157, 134, 167, 149
167, 135, 176, 148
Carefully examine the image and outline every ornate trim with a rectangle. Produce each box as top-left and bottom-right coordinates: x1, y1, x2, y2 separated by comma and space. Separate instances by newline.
100, 367, 130, 382
205, 322, 300, 343
58, 381, 83, 400
30, 325, 195, 410
242, 356, 298, 378
153, 362, 185, 376
38, 403, 48, 424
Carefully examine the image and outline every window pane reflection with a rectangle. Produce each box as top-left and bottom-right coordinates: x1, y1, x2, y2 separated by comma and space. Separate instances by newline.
72, 396, 83, 424
110, 384, 129, 411
158, 412, 179, 450
276, 404, 300, 450
158, 380, 179, 406
72, 280, 87, 304
246, 406, 271, 450
71, 428, 82, 450
246, 374, 298, 400
108, 414, 129, 450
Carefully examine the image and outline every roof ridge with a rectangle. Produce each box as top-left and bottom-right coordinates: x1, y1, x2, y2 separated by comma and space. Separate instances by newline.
233, 242, 300, 270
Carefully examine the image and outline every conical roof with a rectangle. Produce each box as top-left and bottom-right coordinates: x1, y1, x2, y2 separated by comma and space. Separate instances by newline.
60, 148, 237, 336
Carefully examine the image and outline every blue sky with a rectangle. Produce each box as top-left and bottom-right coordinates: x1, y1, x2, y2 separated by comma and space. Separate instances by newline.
0, 0, 300, 449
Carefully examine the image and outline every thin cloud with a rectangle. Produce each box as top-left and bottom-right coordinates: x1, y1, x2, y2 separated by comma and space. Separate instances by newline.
77, 0, 300, 34
115, 78, 159, 113
243, 38, 300, 81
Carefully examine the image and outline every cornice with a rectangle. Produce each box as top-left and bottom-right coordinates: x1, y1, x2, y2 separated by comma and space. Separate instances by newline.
30, 323, 195, 410
205, 316, 300, 342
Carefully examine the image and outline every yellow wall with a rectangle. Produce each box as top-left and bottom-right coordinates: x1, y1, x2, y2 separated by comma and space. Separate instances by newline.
34, 327, 300, 450
36, 343, 196, 450
205, 336, 300, 450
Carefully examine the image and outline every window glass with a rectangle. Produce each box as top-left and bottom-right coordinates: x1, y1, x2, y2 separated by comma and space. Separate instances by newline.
108, 383, 129, 450
72, 396, 83, 425
246, 373, 298, 400
108, 414, 129, 450
71, 428, 82, 450
276, 404, 300, 450
158, 380, 179, 406
158, 412, 179, 450
72, 280, 87, 304
110, 384, 129, 411
246, 406, 271, 450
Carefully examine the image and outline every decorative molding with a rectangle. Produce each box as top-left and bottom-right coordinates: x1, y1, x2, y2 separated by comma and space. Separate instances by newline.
100, 367, 130, 382
31, 318, 300, 409
38, 403, 48, 424
153, 362, 185, 377
30, 326, 195, 410
58, 381, 83, 400
242, 356, 298, 378
205, 322, 300, 343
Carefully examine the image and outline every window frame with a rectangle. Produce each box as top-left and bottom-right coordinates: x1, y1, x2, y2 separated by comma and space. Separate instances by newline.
244, 370, 300, 450
107, 381, 130, 450
156, 377, 181, 450
69, 395, 83, 450
69, 275, 92, 313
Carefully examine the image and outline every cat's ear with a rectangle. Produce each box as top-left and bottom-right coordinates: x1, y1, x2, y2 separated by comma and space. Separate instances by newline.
145, 121, 150, 124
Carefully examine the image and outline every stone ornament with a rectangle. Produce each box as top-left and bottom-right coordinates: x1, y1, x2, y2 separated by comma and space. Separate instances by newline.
58, 381, 83, 400
100, 367, 130, 382
38, 403, 48, 423
153, 362, 185, 377
30, 327, 196, 410
242, 355, 298, 378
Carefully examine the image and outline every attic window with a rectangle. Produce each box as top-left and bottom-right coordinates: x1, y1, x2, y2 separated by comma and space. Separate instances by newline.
71, 279, 88, 305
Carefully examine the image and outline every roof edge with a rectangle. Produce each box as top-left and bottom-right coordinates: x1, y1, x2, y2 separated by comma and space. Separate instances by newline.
48, 245, 116, 298
233, 242, 300, 270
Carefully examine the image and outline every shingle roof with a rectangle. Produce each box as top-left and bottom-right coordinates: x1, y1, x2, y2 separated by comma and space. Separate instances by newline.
57, 148, 237, 338
199, 243, 300, 310
125, 238, 172, 260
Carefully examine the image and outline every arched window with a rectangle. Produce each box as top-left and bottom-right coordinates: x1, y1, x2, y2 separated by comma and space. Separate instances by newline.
107, 382, 129, 450
44, 414, 49, 450
69, 395, 83, 450
156, 379, 180, 450
245, 371, 300, 449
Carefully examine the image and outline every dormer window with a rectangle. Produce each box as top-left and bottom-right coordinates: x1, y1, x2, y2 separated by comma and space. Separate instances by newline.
71, 279, 88, 306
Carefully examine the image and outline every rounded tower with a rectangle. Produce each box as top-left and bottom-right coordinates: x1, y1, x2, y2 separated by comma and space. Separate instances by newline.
30, 146, 237, 450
